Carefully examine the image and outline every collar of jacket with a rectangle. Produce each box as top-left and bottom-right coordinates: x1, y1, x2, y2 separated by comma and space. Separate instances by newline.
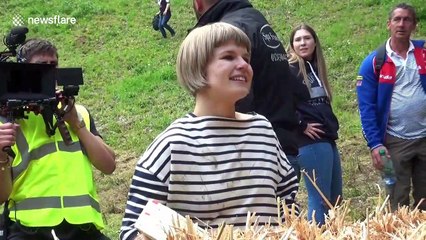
194, 0, 252, 28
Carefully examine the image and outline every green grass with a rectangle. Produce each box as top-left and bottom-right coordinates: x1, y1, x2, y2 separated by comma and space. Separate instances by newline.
1, 0, 426, 238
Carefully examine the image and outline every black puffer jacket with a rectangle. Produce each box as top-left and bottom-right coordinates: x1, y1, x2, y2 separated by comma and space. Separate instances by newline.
289, 62, 339, 147
194, 0, 306, 155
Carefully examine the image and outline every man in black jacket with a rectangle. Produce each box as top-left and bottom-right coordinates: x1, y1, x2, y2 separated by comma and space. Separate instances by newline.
193, 0, 306, 179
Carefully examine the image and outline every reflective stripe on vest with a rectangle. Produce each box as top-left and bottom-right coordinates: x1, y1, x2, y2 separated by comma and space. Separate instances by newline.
11, 133, 84, 181
15, 195, 100, 212
0, 116, 85, 181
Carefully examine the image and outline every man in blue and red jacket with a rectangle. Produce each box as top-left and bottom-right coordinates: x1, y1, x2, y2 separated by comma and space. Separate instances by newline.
357, 3, 426, 211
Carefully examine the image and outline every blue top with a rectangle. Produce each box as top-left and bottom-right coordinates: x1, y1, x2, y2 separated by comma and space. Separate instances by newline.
356, 40, 426, 149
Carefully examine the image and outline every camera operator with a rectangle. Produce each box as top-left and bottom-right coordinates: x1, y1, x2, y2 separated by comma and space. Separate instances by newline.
0, 39, 116, 240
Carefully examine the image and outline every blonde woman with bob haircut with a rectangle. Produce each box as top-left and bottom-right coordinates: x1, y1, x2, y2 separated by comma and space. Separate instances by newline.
120, 22, 299, 240
176, 22, 251, 97
287, 23, 342, 225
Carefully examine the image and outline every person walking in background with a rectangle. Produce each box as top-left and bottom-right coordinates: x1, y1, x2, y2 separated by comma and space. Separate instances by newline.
0, 39, 116, 240
156, 0, 175, 38
119, 22, 299, 240
191, 0, 307, 180
287, 24, 342, 225
357, 3, 426, 211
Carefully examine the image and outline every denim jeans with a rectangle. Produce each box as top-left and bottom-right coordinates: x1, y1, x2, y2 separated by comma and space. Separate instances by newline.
299, 141, 342, 225
158, 14, 175, 38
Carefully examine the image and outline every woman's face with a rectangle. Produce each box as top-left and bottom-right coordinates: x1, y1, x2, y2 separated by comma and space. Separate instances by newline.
202, 40, 253, 103
292, 29, 316, 61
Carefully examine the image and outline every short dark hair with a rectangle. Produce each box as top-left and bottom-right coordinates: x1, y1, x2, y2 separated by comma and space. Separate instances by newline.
17, 38, 58, 63
389, 3, 418, 24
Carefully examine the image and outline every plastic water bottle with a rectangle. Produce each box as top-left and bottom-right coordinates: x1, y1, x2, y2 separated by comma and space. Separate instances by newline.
379, 149, 396, 197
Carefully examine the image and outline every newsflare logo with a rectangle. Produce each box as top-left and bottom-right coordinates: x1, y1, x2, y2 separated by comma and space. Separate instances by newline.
12, 14, 25, 26
11, 14, 77, 26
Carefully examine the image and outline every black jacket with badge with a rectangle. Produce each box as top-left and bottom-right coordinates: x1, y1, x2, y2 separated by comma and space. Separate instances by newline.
194, 0, 306, 155
289, 61, 339, 147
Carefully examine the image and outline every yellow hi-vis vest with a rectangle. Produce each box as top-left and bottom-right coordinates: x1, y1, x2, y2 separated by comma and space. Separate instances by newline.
2, 104, 104, 229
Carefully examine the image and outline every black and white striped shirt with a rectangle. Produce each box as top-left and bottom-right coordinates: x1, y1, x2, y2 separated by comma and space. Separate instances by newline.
120, 113, 299, 240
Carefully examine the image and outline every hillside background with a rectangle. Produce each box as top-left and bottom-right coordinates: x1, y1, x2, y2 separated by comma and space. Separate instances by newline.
1, 0, 425, 239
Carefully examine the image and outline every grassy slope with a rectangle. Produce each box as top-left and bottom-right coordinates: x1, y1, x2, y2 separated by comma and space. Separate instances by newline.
1, 0, 425, 238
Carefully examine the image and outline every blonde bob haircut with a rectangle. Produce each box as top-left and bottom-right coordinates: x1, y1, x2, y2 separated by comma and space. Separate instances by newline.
176, 22, 251, 96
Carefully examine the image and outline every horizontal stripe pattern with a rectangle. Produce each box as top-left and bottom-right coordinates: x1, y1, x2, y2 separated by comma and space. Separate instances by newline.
120, 114, 299, 240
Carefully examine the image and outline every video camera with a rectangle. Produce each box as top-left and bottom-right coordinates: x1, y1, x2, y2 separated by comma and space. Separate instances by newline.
0, 26, 28, 62
0, 27, 84, 157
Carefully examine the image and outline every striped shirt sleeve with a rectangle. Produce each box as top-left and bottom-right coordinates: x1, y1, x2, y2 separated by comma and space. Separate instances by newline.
119, 133, 170, 240
276, 139, 300, 215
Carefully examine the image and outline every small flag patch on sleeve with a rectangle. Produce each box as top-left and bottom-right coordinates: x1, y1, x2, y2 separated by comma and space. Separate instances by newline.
356, 75, 363, 86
